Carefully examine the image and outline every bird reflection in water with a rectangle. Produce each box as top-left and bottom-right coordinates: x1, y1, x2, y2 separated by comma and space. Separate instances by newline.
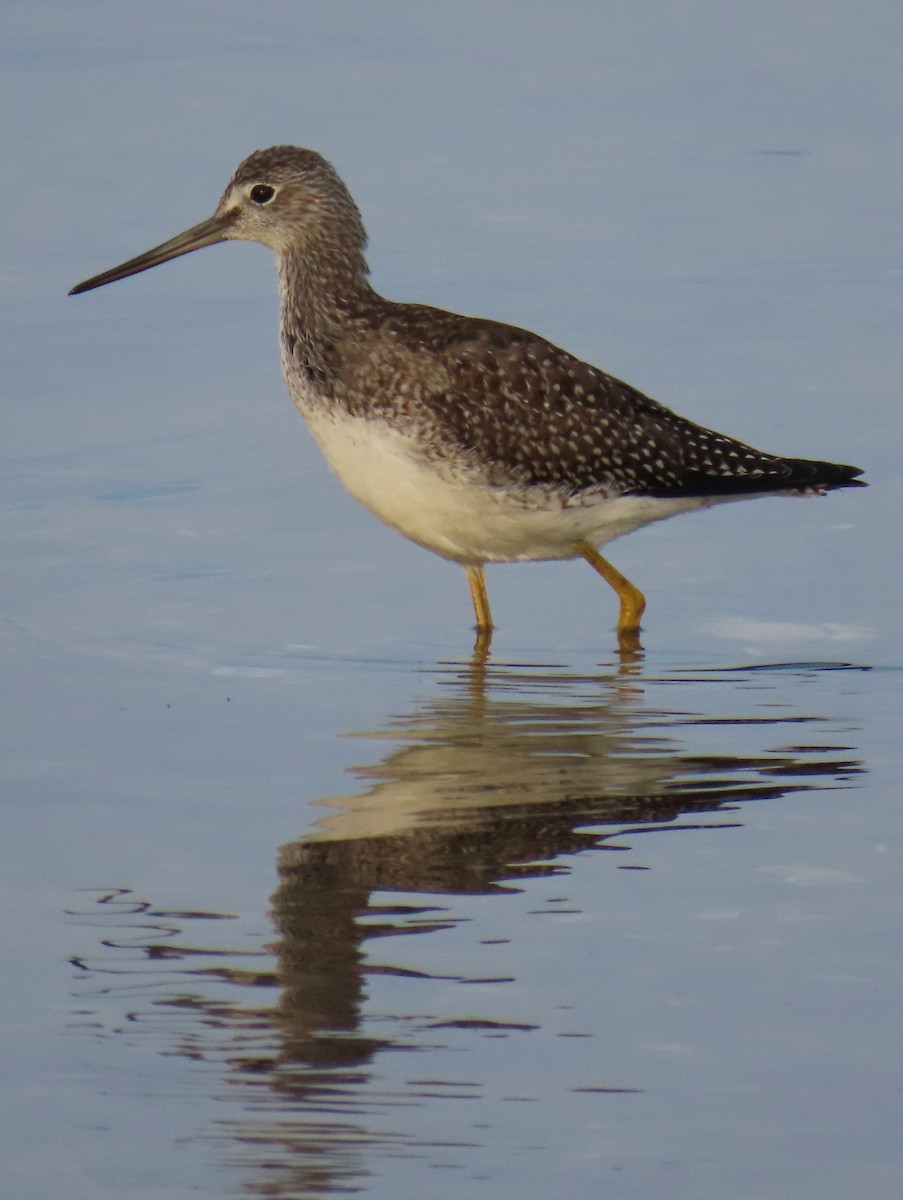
69, 657, 863, 1196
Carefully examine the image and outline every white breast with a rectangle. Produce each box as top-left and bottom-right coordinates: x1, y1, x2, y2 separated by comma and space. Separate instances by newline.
298, 405, 715, 565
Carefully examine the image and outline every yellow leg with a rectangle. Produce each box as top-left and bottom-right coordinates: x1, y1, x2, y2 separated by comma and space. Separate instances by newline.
465, 564, 493, 629
464, 565, 493, 656
577, 541, 646, 632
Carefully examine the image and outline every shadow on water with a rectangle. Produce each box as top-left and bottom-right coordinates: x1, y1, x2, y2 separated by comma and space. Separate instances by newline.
69, 655, 865, 1197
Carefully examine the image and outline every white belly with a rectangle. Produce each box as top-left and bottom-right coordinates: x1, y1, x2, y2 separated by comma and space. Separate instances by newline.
300, 406, 712, 564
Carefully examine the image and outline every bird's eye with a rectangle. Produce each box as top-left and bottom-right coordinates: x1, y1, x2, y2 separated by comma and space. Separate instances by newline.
250, 184, 276, 205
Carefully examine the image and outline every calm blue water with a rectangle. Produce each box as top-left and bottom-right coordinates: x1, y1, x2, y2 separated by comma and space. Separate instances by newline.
2, 3, 901, 1198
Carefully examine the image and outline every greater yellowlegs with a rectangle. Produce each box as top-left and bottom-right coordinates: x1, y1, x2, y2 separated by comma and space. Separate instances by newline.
70, 146, 865, 650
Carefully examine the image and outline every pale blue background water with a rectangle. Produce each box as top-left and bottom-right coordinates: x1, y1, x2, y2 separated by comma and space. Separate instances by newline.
2, 3, 901, 1198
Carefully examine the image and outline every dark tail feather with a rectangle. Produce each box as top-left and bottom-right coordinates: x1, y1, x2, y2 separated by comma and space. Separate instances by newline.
781, 458, 867, 491
649, 457, 867, 498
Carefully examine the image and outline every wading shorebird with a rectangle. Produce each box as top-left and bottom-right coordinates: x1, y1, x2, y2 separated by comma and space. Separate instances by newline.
70, 146, 865, 652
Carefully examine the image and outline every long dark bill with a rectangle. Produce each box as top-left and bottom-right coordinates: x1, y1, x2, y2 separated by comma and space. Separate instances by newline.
69, 211, 235, 295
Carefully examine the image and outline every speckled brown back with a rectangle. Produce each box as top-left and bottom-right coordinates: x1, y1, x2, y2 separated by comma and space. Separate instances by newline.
310, 300, 865, 499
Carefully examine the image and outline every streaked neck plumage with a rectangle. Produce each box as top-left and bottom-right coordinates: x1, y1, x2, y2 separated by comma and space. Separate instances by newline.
276, 209, 379, 386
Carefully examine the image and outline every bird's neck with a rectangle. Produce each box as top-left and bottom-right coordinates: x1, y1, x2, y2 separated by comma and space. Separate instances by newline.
277, 242, 378, 373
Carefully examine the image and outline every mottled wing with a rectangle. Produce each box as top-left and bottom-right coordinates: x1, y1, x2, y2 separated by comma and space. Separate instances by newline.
390, 308, 864, 497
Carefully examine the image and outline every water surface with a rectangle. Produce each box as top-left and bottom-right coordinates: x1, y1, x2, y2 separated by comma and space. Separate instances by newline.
2, 3, 901, 1198
61, 654, 896, 1200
